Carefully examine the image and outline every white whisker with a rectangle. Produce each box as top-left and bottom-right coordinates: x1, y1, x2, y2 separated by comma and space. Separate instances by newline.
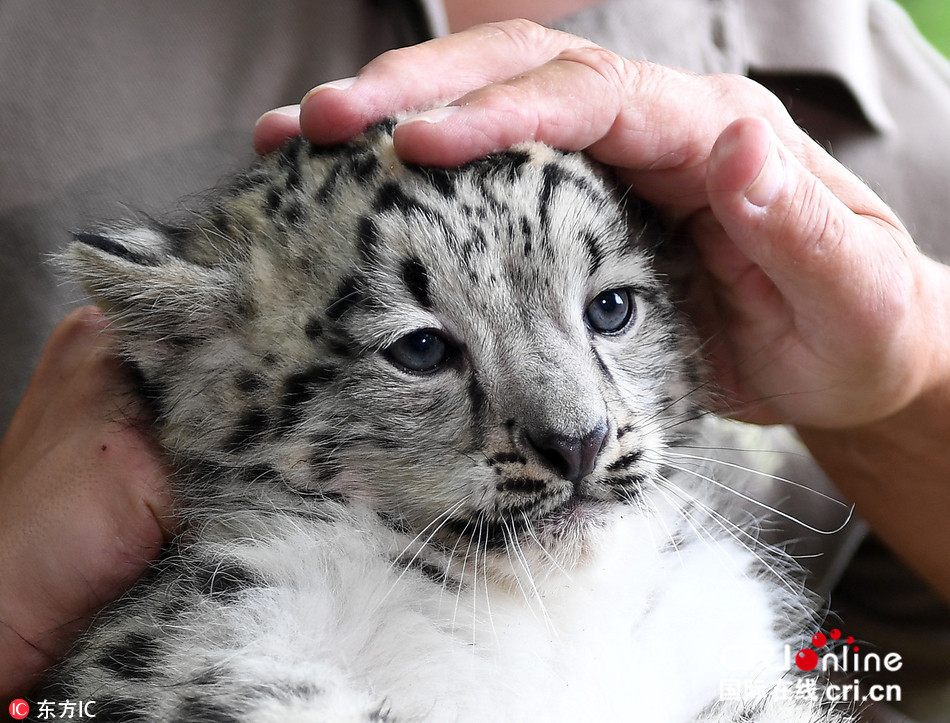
519, 510, 572, 581
376, 498, 468, 612
659, 457, 854, 535
654, 477, 800, 593
665, 450, 852, 510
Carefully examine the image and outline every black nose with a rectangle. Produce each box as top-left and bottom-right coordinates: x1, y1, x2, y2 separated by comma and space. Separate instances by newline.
527, 423, 608, 482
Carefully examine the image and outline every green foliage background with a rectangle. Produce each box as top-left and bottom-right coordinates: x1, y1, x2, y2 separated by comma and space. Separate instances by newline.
898, 0, 950, 57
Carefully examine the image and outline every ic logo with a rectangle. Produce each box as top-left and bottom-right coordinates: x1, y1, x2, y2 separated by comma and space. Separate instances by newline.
8, 699, 29, 720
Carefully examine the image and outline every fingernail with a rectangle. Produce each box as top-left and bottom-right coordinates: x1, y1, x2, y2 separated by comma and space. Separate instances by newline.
745, 135, 786, 208
302, 76, 357, 104
397, 105, 461, 127
254, 104, 300, 128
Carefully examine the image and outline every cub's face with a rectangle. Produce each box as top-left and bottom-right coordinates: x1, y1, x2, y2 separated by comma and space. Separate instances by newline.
66, 129, 701, 564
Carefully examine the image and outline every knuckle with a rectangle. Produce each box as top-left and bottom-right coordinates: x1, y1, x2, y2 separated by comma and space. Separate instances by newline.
789, 182, 849, 266
490, 18, 555, 55
710, 73, 791, 121
556, 45, 632, 91
367, 45, 413, 77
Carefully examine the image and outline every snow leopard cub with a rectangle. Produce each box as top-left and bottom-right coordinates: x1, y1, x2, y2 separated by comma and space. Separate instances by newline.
46, 122, 851, 722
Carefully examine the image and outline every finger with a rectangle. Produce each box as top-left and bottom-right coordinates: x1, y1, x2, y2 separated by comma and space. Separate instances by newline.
2, 307, 110, 444
253, 105, 302, 155
297, 21, 590, 146
308, 33, 801, 218
0, 307, 175, 690
703, 116, 923, 422
705, 117, 912, 328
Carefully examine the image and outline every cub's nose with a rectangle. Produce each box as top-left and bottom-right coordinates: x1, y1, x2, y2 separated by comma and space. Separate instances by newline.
526, 422, 608, 483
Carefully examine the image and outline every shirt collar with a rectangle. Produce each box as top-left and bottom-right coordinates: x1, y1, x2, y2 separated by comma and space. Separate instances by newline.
741, 0, 895, 131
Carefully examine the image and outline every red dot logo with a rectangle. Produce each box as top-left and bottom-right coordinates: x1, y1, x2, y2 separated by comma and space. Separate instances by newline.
811, 632, 827, 647
829, 628, 842, 640
8, 699, 30, 720
795, 648, 819, 671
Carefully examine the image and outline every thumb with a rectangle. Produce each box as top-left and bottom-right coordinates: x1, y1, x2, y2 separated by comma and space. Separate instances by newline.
700, 116, 923, 424
705, 116, 910, 318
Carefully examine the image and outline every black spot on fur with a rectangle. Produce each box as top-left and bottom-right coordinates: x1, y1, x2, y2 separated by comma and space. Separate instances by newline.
193, 561, 260, 600
224, 407, 269, 452
156, 594, 189, 625
606, 450, 643, 472
235, 370, 265, 393
520, 215, 532, 240
73, 232, 158, 266
283, 365, 338, 404
406, 164, 457, 198
171, 697, 241, 723
373, 181, 431, 218
189, 668, 224, 687
607, 474, 645, 501
304, 139, 337, 158
467, 376, 486, 422
282, 201, 304, 226
276, 135, 307, 162
278, 365, 339, 429
284, 165, 303, 192
497, 477, 547, 494
497, 149, 532, 171
470, 149, 531, 182
584, 230, 606, 276
315, 161, 344, 203
488, 452, 527, 465
264, 187, 282, 218
96, 632, 162, 680
324, 333, 358, 360
358, 216, 384, 265
294, 483, 349, 506
207, 212, 231, 238
304, 316, 324, 340
400, 256, 433, 308
310, 451, 344, 483
373, 117, 398, 136
325, 275, 365, 321
351, 151, 380, 182
537, 163, 564, 230
592, 348, 614, 381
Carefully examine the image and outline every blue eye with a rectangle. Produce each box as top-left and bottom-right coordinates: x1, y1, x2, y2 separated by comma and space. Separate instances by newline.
585, 289, 635, 334
386, 329, 450, 373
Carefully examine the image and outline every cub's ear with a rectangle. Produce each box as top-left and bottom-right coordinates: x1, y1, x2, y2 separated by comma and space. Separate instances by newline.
60, 224, 238, 338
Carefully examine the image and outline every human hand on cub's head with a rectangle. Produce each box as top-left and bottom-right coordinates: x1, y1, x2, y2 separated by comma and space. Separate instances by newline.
255, 19, 950, 431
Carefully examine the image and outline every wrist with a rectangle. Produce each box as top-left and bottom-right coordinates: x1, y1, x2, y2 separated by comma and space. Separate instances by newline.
796, 322, 950, 601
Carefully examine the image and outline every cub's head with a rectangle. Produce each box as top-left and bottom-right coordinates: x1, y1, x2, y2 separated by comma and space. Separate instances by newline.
65, 125, 703, 566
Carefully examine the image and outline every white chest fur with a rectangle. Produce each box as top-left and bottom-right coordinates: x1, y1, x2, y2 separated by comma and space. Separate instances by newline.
199, 504, 789, 722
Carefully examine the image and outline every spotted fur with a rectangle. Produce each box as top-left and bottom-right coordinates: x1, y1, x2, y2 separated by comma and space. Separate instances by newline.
41, 124, 853, 722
